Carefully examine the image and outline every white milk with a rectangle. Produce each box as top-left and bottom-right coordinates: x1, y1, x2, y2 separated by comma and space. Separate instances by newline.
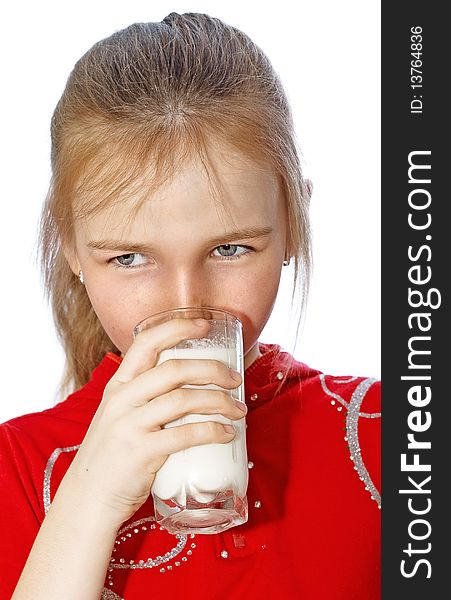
151, 346, 248, 506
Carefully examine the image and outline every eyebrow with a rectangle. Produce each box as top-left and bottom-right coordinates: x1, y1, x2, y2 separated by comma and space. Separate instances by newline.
87, 226, 274, 253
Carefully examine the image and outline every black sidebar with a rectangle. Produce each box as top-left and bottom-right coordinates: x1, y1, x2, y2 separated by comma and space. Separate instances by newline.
382, 2, 448, 598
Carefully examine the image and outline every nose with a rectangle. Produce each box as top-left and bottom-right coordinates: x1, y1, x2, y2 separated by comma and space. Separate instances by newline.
169, 266, 212, 310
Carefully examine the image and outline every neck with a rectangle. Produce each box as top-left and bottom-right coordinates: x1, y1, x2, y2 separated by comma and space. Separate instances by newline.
244, 341, 261, 371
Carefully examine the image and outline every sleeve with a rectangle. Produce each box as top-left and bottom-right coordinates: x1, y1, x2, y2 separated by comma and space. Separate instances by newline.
0, 424, 43, 599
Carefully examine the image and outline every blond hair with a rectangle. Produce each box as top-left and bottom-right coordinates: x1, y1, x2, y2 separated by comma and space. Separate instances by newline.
38, 12, 312, 399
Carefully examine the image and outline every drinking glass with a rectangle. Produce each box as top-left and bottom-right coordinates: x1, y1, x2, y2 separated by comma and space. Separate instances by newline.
133, 307, 248, 534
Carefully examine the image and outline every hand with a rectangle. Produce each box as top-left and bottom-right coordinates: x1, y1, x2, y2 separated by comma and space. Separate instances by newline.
64, 318, 245, 527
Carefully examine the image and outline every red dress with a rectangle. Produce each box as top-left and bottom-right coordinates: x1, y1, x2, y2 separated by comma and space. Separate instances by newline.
0, 344, 381, 599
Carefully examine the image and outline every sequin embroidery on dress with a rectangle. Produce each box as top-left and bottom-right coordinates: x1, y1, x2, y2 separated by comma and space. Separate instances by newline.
101, 588, 123, 600
320, 375, 381, 508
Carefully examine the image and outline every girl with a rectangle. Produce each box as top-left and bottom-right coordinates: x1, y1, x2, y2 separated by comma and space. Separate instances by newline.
0, 12, 380, 600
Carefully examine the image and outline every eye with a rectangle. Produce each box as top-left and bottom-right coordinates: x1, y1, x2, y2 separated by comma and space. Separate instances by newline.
111, 253, 147, 269
212, 244, 251, 261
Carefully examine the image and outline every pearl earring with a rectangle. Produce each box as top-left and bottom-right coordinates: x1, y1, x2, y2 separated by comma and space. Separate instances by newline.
282, 258, 290, 266
78, 269, 84, 284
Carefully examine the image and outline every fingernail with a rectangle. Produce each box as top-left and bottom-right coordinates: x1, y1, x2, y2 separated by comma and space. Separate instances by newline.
194, 319, 208, 326
223, 424, 235, 434
229, 369, 242, 382
235, 400, 247, 412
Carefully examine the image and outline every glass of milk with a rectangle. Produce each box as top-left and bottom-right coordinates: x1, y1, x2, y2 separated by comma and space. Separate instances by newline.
133, 307, 248, 535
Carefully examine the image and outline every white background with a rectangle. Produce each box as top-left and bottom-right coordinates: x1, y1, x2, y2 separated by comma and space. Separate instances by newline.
0, 0, 380, 423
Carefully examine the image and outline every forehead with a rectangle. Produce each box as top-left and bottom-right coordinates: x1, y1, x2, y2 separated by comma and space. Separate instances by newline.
75, 141, 284, 239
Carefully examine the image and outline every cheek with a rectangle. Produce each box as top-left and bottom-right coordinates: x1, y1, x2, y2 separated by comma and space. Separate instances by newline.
84, 285, 146, 352
228, 262, 282, 353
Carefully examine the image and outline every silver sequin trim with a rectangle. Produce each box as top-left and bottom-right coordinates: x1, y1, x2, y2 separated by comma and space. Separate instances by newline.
319, 375, 381, 419
110, 517, 188, 571
346, 378, 381, 508
320, 375, 381, 507
101, 589, 123, 600
43, 445, 80, 514
110, 538, 187, 571
117, 517, 155, 537
332, 376, 359, 384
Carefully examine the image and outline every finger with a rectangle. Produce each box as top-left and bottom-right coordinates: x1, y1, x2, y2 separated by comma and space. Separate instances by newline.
135, 388, 247, 430
111, 358, 242, 407
145, 420, 236, 459
111, 318, 211, 383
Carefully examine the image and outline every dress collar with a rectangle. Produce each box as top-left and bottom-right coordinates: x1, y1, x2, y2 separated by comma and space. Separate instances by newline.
241, 343, 321, 408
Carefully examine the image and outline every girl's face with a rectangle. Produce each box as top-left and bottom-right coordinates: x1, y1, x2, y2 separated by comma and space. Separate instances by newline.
67, 141, 287, 368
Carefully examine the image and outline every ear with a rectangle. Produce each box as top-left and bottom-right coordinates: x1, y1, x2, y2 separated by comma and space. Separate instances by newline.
304, 178, 313, 200
61, 241, 80, 277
